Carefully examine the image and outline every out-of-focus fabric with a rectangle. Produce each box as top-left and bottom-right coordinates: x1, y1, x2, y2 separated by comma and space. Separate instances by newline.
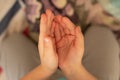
98, 0, 120, 20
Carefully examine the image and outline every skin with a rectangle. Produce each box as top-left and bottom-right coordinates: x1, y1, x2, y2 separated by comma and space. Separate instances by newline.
38, 9, 58, 73
21, 9, 97, 80
53, 15, 84, 71
21, 9, 58, 80
53, 15, 97, 80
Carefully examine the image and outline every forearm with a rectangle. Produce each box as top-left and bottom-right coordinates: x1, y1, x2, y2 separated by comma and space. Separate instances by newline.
63, 65, 97, 80
21, 65, 53, 80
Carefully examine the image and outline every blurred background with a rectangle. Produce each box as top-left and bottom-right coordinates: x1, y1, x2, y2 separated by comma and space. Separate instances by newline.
0, 0, 120, 80
0, 0, 120, 43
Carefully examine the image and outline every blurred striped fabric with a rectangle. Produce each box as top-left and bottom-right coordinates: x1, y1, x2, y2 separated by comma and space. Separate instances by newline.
0, 0, 21, 34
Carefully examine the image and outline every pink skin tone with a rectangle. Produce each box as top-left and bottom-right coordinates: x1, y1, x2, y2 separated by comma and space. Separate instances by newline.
21, 9, 58, 80
51, 12, 96, 80
52, 15, 84, 71
21, 9, 97, 80
39, 9, 58, 73
39, 9, 85, 75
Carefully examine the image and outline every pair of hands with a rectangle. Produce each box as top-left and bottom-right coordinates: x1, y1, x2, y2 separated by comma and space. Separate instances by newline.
38, 9, 84, 76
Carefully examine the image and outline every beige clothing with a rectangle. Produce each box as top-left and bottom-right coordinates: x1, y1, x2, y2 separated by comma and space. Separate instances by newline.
0, 25, 119, 80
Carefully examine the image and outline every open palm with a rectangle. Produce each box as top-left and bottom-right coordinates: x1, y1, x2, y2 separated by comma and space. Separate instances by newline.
52, 15, 84, 71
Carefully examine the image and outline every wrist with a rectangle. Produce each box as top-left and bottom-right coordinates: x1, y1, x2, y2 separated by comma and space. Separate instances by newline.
61, 64, 97, 80
60, 63, 84, 78
40, 65, 56, 77
21, 65, 55, 80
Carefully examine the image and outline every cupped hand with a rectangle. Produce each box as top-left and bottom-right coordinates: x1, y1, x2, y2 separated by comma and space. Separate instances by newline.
53, 15, 84, 73
38, 9, 58, 74
38, 9, 84, 76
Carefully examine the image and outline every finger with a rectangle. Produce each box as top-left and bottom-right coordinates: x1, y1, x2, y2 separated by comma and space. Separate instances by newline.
46, 9, 54, 35
51, 21, 56, 37
44, 37, 55, 53
74, 26, 84, 51
59, 20, 71, 35
54, 15, 62, 23
54, 23, 61, 42
40, 13, 47, 36
44, 37, 57, 61
51, 21, 57, 52
64, 27, 71, 35
62, 17, 75, 35
39, 13, 47, 57
59, 24, 65, 37
54, 15, 71, 35
54, 15, 66, 37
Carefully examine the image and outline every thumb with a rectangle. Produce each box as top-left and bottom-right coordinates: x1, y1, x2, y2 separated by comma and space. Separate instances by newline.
75, 26, 84, 51
44, 37, 56, 56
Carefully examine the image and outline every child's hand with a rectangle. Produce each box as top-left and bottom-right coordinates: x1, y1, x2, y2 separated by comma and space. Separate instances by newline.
53, 15, 84, 75
38, 9, 58, 75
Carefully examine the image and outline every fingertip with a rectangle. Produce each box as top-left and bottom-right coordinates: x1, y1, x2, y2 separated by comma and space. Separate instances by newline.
46, 9, 53, 16
75, 27, 81, 36
54, 15, 62, 22
75, 26, 84, 39
62, 17, 68, 23
41, 13, 45, 18
76, 26, 81, 32
46, 9, 51, 13
62, 16, 75, 30
41, 13, 47, 21
57, 15, 62, 21
46, 9, 54, 23
62, 17, 72, 24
